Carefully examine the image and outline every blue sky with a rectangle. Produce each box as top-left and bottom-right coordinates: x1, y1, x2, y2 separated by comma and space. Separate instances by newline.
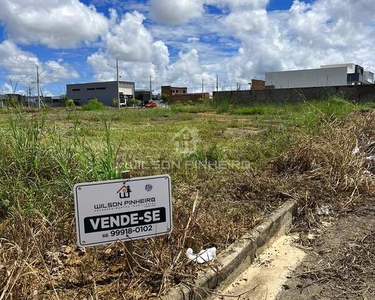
0, 0, 374, 96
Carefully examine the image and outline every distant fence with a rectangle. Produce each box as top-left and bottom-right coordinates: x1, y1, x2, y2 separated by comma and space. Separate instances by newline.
213, 85, 375, 105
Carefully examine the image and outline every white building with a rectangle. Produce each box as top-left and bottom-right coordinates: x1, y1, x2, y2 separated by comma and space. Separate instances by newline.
265, 63, 374, 89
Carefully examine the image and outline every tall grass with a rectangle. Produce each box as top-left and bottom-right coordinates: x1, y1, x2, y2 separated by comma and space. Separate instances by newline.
0, 111, 124, 216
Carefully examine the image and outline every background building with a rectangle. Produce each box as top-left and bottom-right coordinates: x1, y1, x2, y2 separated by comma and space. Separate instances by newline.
266, 63, 374, 89
161, 85, 210, 103
67, 81, 135, 106
135, 90, 151, 105
251, 79, 266, 90
161, 86, 187, 100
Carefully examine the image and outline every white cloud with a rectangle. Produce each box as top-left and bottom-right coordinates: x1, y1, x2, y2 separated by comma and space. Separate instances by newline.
210, 0, 269, 10
105, 11, 153, 62
219, 0, 375, 86
152, 41, 170, 74
224, 9, 269, 36
167, 49, 216, 91
88, 10, 171, 88
150, 0, 205, 24
0, 0, 108, 48
3, 0, 375, 95
0, 83, 13, 94
0, 40, 79, 89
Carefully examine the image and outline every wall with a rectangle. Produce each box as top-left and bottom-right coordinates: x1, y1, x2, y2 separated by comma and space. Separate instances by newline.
265, 67, 348, 89
213, 84, 375, 105
170, 92, 210, 103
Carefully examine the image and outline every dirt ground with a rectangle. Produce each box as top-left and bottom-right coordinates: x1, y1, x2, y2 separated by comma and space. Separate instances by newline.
278, 199, 375, 300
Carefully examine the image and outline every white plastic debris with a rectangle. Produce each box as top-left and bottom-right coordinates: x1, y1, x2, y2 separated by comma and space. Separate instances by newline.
316, 205, 330, 216
352, 146, 360, 155
366, 155, 375, 161
186, 247, 217, 264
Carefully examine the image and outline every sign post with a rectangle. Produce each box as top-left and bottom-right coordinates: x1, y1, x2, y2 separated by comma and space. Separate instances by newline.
73, 173, 173, 266
122, 171, 134, 268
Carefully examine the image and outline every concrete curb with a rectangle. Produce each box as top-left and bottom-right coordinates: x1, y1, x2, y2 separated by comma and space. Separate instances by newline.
159, 200, 297, 300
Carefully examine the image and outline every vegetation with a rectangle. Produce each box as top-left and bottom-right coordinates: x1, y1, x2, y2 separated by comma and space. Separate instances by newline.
130, 98, 138, 107
82, 98, 106, 111
1, 97, 375, 298
161, 93, 169, 103
65, 99, 75, 108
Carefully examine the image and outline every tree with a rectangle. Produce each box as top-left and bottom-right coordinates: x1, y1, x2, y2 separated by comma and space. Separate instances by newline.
161, 93, 169, 103
130, 98, 138, 107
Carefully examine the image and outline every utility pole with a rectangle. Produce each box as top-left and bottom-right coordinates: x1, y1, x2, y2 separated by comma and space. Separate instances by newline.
149, 74, 152, 103
216, 74, 219, 92
28, 85, 31, 107
116, 58, 120, 109
202, 78, 204, 98
37, 66, 41, 109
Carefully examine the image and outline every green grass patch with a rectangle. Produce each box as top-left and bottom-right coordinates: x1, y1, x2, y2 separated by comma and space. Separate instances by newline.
82, 98, 106, 111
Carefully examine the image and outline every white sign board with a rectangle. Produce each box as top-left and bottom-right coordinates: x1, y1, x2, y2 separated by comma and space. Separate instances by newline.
74, 174, 172, 247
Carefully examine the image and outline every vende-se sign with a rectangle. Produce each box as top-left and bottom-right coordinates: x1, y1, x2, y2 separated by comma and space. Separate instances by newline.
74, 175, 172, 247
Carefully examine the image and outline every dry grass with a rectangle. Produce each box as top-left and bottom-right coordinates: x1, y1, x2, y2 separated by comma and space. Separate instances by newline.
1, 107, 375, 298
274, 111, 375, 229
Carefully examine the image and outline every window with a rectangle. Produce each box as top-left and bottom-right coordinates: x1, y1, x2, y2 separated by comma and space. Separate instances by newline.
176, 90, 179, 93
72, 88, 80, 91
96, 87, 106, 90
183, 90, 186, 93
87, 87, 95, 90
73, 99, 81, 101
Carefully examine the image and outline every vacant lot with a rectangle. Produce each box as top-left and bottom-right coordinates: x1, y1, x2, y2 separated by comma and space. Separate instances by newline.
1, 98, 375, 299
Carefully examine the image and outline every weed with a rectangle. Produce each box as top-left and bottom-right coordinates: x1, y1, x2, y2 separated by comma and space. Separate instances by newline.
82, 98, 106, 111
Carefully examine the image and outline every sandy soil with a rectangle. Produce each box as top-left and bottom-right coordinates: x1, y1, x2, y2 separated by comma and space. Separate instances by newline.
212, 235, 306, 300
278, 199, 375, 300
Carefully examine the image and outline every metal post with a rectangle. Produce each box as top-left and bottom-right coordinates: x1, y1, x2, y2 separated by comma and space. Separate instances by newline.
202, 78, 204, 99
116, 58, 120, 109
121, 171, 135, 268
37, 66, 40, 109
149, 74, 152, 103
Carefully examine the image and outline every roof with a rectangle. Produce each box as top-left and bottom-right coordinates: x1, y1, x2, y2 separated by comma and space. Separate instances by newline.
67, 81, 134, 86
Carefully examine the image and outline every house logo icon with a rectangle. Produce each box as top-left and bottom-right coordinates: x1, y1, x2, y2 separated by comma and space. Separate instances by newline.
172, 126, 200, 154
117, 183, 132, 199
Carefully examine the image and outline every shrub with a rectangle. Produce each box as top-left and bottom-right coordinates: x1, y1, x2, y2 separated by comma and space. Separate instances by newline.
131, 98, 138, 106
161, 93, 169, 103
112, 98, 119, 107
65, 99, 75, 108
82, 98, 105, 111
187, 100, 194, 106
